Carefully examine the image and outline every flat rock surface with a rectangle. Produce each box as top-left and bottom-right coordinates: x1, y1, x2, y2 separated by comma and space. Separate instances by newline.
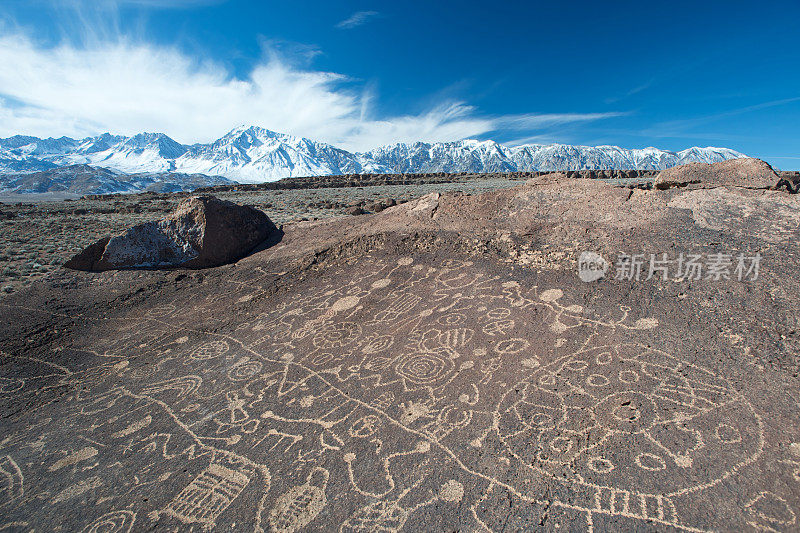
1, 177, 799, 532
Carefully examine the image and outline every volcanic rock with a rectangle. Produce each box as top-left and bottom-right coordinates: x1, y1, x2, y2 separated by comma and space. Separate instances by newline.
3, 165, 800, 532
64, 195, 275, 270
346, 206, 366, 216
365, 198, 397, 213
654, 157, 779, 189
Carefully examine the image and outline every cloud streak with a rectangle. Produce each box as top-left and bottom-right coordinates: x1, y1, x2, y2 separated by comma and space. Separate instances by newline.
37, 0, 225, 9
641, 97, 800, 139
335, 11, 380, 30
0, 30, 623, 151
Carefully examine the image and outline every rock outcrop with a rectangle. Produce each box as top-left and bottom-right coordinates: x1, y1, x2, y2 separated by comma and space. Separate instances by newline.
654, 157, 779, 189
5, 164, 800, 532
65, 195, 275, 271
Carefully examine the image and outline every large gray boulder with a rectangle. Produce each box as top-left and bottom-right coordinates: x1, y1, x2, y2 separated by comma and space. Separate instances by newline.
65, 195, 275, 271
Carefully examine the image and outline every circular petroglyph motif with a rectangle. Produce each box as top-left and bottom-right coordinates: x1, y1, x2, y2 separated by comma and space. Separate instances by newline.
435, 260, 480, 289
395, 353, 454, 385
81, 510, 136, 533
539, 289, 563, 302
192, 340, 229, 360
715, 423, 743, 444
438, 313, 465, 326
438, 404, 472, 429
371, 278, 392, 289
313, 322, 361, 349
331, 296, 360, 312
496, 344, 763, 497
595, 351, 613, 365
636, 452, 667, 471
227, 360, 263, 381
588, 457, 615, 473
586, 374, 611, 387
439, 480, 464, 503
494, 338, 530, 355
362, 334, 394, 354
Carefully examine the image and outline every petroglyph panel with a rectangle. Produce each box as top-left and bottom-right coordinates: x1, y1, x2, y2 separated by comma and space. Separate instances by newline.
0, 252, 793, 532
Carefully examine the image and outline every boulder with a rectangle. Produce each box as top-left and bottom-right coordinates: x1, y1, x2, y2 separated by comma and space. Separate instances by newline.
65, 195, 275, 271
365, 198, 397, 213
655, 158, 779, 189
347, 206, 366, 216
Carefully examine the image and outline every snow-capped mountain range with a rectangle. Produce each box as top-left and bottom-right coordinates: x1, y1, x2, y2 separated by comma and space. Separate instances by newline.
0, 125, 747, 184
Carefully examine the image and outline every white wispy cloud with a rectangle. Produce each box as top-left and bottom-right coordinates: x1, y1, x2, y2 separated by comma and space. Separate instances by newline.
35, 0, 225, 9
335, 11, 380, 30
497, 112, 628, 130
0, 30, 623, 151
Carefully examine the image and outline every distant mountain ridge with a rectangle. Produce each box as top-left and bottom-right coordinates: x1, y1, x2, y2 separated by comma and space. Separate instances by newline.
0, 125, 747, 184
0, 164, 233, 195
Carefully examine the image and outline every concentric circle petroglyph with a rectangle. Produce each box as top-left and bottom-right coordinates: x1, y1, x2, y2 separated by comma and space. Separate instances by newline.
227, 359, 263, 381
395, 352, 454, 385
80, 510, 136, 533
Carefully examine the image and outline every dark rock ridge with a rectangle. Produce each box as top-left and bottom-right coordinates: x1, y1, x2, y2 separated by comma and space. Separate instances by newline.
195, 169, 659, 193
64, 195, 275, 270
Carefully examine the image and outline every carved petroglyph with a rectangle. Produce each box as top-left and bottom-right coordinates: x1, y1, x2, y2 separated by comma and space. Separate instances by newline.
267, 467, 328, 533
0, 456, 23, 507
80, 510, 136, 533
0, 254, 784, 532
162, 460, 256, 528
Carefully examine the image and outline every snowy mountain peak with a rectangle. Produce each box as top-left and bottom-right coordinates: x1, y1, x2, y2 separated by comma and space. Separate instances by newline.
0, 126, 749, 184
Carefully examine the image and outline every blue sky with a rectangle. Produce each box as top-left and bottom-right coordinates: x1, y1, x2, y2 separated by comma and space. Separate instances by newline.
0, 0, 798, 166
